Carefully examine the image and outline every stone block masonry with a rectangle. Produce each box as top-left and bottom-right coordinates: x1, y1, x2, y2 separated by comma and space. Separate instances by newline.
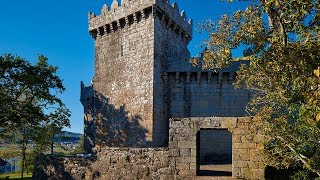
34, 117, 264, 179
73, 0, 267, 179
82, 0, 194, 148
165, 67, 254, 118
169, 117, 265, 179
33, 149, 174, 180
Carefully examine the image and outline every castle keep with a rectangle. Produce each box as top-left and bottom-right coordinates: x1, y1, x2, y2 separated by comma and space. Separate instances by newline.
82, 0, 193, 148
78, 0, 265, 179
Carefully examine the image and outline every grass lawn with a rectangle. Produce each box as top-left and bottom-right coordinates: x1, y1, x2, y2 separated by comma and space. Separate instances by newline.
0, 173, 32, 179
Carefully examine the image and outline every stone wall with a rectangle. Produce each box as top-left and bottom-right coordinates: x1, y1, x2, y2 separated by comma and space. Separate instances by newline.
34, 117, 265, 179
169, 117, 265, 179
91, 148, 174, 179
33, 154, 93, 180
152, 6, 194, 147
33, 149, 177, 180
74, 0, 267, 179
80, 82, 95, 152
92, 6, 155, 147
85, 0, 193, 148
166, 63, 253, 118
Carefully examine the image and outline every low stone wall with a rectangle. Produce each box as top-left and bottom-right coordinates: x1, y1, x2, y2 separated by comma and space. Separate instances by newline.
34, 117, 265, 180
33, 154, 94, 180
33, 148, 179, 180
91, 148, 175, 179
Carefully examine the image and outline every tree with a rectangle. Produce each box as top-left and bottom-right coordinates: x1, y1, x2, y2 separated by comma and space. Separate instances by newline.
47, 107, 71, 154
73, 135, 85, 155
32, 107, 71, 155
0, 54, 67, 178
200, 0, 320, 178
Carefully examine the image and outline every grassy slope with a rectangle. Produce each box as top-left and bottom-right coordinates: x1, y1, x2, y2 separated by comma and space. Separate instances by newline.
0, 173, 32, 179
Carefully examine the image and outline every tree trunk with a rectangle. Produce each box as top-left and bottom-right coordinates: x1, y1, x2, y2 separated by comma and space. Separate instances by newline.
21, 140, 26, 179
51, 134, 54, 154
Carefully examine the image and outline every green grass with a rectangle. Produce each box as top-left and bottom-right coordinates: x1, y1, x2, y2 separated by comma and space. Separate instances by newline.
0, 173, 32, 180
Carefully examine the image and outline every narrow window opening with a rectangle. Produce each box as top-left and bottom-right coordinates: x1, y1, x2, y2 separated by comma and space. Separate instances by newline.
106, 24, 111, 34
120, 18, 126, 29
170, 22, 175, 30
98, 27, 105, 36
121, 45, 124, 56
144, 7, 152, 19
156, 10, 163, 20
181, 31, 186, 40
112, 21, 118, 32
128, 15, 134, 26
175, 27, 180, 34
136, 12, 142, 22
164, 16, 169, 26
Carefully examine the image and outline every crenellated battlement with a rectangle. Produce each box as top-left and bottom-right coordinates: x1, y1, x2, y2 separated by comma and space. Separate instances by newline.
163, 61, 248, 85
164, 71, 236, 85
88, 0, 192, 42
164, 63, 252, 118
154, 0, 192, 36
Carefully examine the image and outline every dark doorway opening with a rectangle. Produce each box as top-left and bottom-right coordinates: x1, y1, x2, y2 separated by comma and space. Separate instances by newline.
196, 129, 232, 176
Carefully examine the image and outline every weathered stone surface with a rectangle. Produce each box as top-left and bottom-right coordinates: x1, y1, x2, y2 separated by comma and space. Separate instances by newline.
34, 116, 265, 179
169, 117, 265, 179
74, 0, 266, 179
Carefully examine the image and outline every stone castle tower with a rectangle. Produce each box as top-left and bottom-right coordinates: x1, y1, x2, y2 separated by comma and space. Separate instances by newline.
81, 0, 251, 152
81, 0, 193, 150
32, 1, 265, 179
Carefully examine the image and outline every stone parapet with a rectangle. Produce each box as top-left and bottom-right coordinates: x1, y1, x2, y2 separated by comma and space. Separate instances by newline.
154, 0, 193, 36
88, 0, 154, 31
80, 81, 94, 104
88, 0, 192, 39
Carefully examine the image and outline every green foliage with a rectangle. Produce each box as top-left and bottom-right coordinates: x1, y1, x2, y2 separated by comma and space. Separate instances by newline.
0, 146, 20, 160
0, 54, 69, 178
32, 107, 71, 154
0, 54, 65, 130
72, 135, 85, 155
18, 151, 35, 175
201, 0, 320, 178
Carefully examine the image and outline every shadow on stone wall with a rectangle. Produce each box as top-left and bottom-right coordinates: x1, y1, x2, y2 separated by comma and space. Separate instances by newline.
94, 92, 151, 147
33, 154, 73, 180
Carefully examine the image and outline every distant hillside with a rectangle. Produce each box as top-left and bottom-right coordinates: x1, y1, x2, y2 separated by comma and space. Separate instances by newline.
0, 129, 82, 144
54, 131, 83, 143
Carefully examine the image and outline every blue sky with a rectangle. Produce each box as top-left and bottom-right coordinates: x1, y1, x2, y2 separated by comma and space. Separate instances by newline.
0, 0, 249, 133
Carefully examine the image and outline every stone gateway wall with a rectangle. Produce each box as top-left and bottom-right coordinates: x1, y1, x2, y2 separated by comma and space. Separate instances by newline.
34, 117, 265, 180
169, 117, 265, 179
